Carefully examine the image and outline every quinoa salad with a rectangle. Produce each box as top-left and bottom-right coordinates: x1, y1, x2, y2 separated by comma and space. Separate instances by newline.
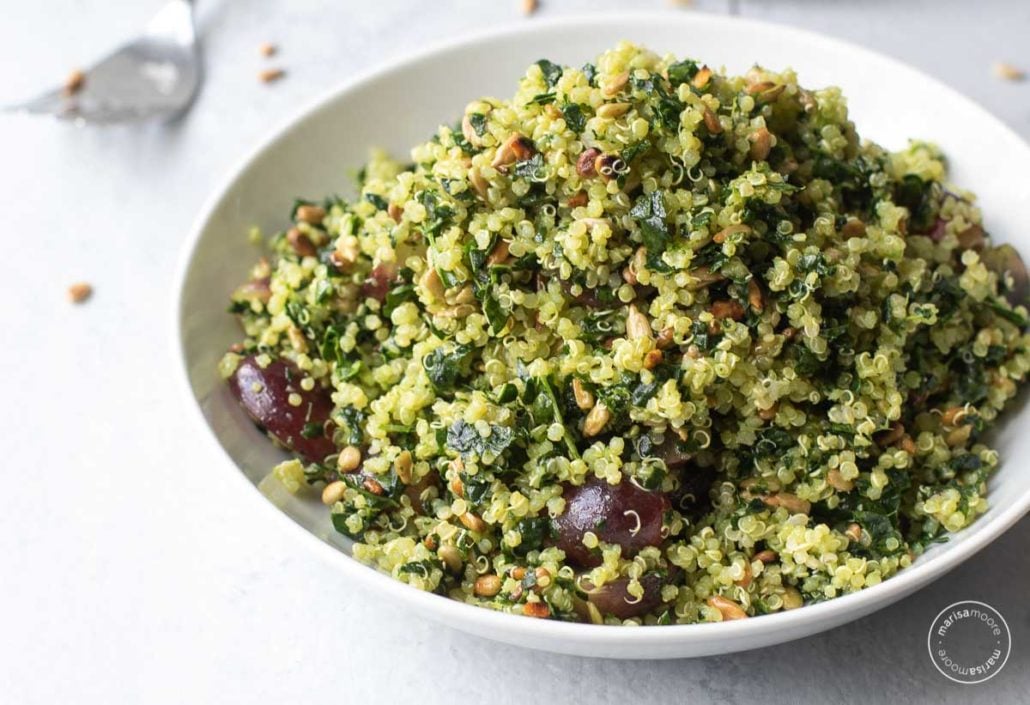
220, 42, 1029, 625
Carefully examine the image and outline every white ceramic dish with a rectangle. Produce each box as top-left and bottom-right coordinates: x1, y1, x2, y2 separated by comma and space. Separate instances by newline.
175, 12, 1030, 658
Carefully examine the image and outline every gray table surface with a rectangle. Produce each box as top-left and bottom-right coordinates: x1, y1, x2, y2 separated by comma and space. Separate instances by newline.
1, 1, 1028, 703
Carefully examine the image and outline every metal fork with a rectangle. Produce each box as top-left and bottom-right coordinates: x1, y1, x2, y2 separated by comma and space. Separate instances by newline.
5, 0, 200, 125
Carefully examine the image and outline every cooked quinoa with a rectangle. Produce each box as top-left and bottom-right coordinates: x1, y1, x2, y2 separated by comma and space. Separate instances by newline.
221, 42, 1030, 625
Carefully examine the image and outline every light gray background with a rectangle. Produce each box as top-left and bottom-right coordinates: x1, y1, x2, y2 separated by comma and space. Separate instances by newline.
1, 1, 1028, 703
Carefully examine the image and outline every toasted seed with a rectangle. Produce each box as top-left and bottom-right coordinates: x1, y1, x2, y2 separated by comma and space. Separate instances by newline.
63, 69, 86, 96
521, 0, 538, 16
708, 595, 748, 620
510, 566, 527, 580
702, 107, 722, 134
286, 326, 308, 353
754, 549, 777, 563
692, 66, 712, 89
749, 127, 773, 161
746, 81, 785, 103
602, 70, 630, 97
827, 469, 854, 492
451, 285, 476, 305
67, 282, 93, 303
287, 227, 317, 257
956, 224, 986, 251
419, 267, 445, 301
762, 493, 811, 514
475, 574, 502, 596
394, 450, 413, 484
946, 425, 973, 447
295, 204, 326, 225
259, 68, 285, 83
643, 349, 664, 370
711, 300, 745, 321
736, 561, 753, 588
596, 102, 631, 119
486, 239, 510, 266
362, 477, 385, 495
331, 236, 360, 270
876, 422, 905, 446
653, 327, 674, 351
572, 378, 595, 410
438, 545, 463, 573
900, 435, 917, 455
491, 132, 534, 169
620, 255, 641, 284
321, 480, 346, 506
993, 61, 1025, 81
747, 279, 764, 312
583, 402, 611, 437
940, 406, 967, 426
259, 42, 277, 57
577, 147, 601, 177
713, 223, 751, 244
626, 304, 653, 340
845, 523, 862, 542
782, 587, 804, 610
449, 477, 464, 497
337, 445, 362, 473
567, 191, 588, 209
841, 218, 867, 239
687, 266, 725, 290
387, 203, 403, 223
233, 279, 271, 304
460, 512, 487, 532
468, 166, 489, 199
757, 403, 778, 421
523, 602, 551, 618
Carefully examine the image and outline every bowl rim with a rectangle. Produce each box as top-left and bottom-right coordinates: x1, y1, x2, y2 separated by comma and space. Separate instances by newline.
173, 9, 1030, 650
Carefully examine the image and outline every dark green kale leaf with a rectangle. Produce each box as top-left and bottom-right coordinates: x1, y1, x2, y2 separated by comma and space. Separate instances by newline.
629, 190, 671, 254
666, 59, 700, 85
423, 343, 474, 393
468, 112, 488, 136
447, 419, 515, 460
535, 59, 564, 87
561, 102, 587, 133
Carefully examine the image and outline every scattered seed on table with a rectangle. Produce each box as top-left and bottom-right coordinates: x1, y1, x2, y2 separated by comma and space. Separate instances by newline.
259, 42, 278, 58
522, 0, 538, 16
259, 68, 285, 84
67, 282, 93, 303
63, 69, 86, 96
993, 62, 1025, 81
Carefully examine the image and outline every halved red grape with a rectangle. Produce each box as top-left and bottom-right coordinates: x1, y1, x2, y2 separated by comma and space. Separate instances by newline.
361, 263, 398, 302
587, 573, 666, 620
553, 477, 669, 567
228, 356, 336, 464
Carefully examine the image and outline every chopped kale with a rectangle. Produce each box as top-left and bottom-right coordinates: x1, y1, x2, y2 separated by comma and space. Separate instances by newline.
447, 420, 515, 460
423, 343, 474, 393
468, 112, 489, 137
561, 102, 587, 133
535, 59, 564, 87
666, 59, 700, 85
629, 190, 671, 254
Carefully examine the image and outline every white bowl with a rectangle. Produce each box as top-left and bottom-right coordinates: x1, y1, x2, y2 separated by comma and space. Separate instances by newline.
175, 11, 1030, 658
